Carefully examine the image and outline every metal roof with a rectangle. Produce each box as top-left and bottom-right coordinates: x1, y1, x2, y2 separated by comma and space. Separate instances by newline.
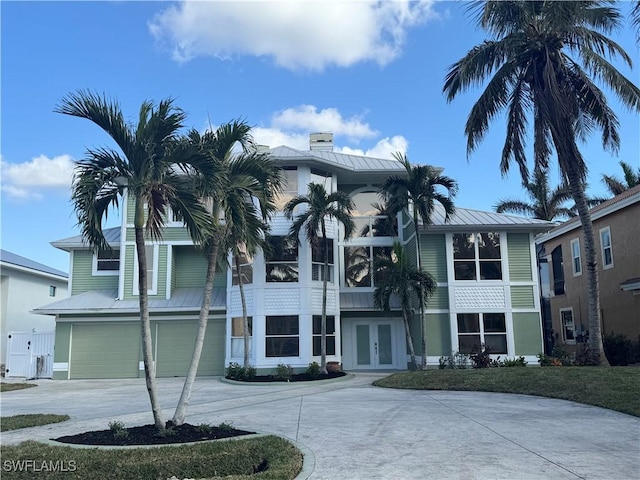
340, 291, 401, 311
51, 227, 121, 251
32, 287, 226, 315
424, 204, 554, 232
0, 249, 68, 279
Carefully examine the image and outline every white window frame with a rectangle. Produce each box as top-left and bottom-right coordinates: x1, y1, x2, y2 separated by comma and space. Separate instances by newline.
92, 249, 120, 276
599, 226, 613, 269
133, 244, 159, 296
456, 312, 508, 355
560, 308, 576, 345
452, 232, 503, 281
49, 285, 57, 297
230, 316, 253, 358
570, 238, 582, 276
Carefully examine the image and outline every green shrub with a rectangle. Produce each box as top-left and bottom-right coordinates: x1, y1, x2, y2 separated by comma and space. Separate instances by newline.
470, 346, 493, 368
439, 352, 471, 369
502, 356, 527, 367
226, 362, 256, 380
275, 363, 294, 381
604, 333, 635, 366
306, 361, 321, 378
108, 420, 129, 440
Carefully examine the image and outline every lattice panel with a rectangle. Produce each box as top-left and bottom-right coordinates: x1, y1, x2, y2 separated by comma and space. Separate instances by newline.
453, 286, 506, 309
311, 289, 338, 312
230, 289, 254, 316
264, 289, 300, 311
269, 216, 291, 236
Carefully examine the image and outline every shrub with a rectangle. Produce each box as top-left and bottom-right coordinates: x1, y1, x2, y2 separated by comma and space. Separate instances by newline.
226, 362, 256, 381
275, 363, 294, 381
574, 343, 600, 366
604, 333, 635, 366
470, 346, 493, 369
438, 351, 471, 369
306, 362, 321, 378
502, 356, 527, 367
108, 420, 129, 440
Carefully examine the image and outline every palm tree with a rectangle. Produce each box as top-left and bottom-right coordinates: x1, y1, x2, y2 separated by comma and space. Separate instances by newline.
444, 1, 640, 365
284, 183, 355, 373
381, 152, 457, 369
172, 121, 282, 426
632, 1, 640, 43
494, 167, 575, 221
601, 160, 640, 196
56, 90, 212, 430
373, 242, 437, 370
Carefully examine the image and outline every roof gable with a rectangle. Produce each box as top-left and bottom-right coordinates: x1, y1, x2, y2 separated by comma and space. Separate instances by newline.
0, 249, 68, 278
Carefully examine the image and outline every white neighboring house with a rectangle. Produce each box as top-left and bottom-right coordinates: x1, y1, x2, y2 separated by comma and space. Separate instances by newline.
1, 250, 68, 375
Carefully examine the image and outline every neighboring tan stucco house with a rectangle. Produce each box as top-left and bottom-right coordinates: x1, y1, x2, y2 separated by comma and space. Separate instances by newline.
536, 185, 640, 350
1, 250, 68, 367
35, 134, 553, 379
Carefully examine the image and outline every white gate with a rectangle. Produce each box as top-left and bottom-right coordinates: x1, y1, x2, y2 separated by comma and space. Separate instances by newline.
6, 331, 55, 378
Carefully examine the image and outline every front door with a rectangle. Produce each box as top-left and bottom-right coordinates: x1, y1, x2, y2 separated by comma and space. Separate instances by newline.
354, 321, 395, 369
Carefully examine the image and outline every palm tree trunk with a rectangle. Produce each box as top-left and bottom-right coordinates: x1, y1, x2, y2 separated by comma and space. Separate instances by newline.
413, 209, 428, 370
134, 199, 165, 431
402, 309, 418, 370
172, 241, 219, 425
320, 223, 328, 374
236, 255, 250, 369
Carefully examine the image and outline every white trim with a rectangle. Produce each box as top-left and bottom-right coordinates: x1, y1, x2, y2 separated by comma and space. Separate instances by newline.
91, 249, 120, 276
68, 250, 74, 298
559, 307, 576, 345
0, 262, 68, 282
132, 244, 159, 296
165, 245, 172, 300
119, 191, 128, 300
52, 362, 69, 372
570, 238, 582, 276
599, 226, 614, 270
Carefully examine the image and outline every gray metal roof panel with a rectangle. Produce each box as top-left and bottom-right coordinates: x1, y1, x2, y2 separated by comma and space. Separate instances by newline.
269, 146, 408, 173
0, 250, 68, 278
51, 227, 121, 250
426, 205, 554, 231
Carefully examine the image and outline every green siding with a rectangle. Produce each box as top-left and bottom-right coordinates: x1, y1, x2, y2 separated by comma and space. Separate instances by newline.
123, 244, 169, 301
403, 214, 416, 241
507, 233, 533, 281
405, 236, 418, 269
71, 250, 119, 295
513, 312, 543, 355
426, 287, 448, 310
70, 323, 140, 379
125, 227, 193, 243
421, 234, 447, 282
408, 314, 421, 353
173, 247, 226, 289
155, 319, 225, 377
53, 323, 71, 379
426, 313, 451, 357
511, 286, 535, 308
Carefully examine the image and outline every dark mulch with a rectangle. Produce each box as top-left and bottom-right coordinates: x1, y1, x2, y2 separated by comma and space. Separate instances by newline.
53, 423, 255, 446
228, 371, 347, 383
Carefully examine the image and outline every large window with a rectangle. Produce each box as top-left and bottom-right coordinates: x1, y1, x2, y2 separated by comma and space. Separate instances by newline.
133, 245, 157, 295
600, 227, 613, 269
232, 245, 253, 286
275, 167, 298, 210
265, 315, 299, 357
560, 308, 576, 344
312, 315, 336, 356
570, 238, 582, 276
312, 240, 334, 282
457, 313, 507, 354
266, 236, 298, 282
453, 232, 502, 280
310, 168, 332, 194
231, 317, 252, 357
351, 190, 397, 238
93, 249, 120, 275
344, 246, 392, 288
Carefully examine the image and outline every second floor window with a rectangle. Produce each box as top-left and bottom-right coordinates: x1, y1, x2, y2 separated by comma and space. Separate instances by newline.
600, 227, 613, 269
93, 249, 120, 275
232, 246, 253, 286
551, 245, 565, 295
133, 245, 157, 295
344, 245, 392, 288
453, 232, 502, 281
266, 236, 298, 282
571, 238, 582, 276
312, 240, 334, 282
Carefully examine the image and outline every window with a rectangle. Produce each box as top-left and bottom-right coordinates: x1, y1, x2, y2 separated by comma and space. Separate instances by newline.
133, 245, 157, 295
312, 315, 336, 356
350, 190, 397, 238
310, 168, 333, 194
275, 167, 298, 210
232, 245, 253, 286
453, 232, 502, 281
570, 238, 582, 276
457, 313, 507, 354
551, 245, 565, 295
600, 227, 613, 269
49, 285, 57, 297
312, 240, 334, 282
344, 246, 392, 288
265, 315, 299, 357
265, 236, 298, 282
560, 308, 576, 344
231, 317, 252, 358
93, 249, 120, 275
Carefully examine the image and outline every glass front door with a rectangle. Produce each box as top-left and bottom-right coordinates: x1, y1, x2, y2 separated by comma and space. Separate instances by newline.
355, 321, 394, 368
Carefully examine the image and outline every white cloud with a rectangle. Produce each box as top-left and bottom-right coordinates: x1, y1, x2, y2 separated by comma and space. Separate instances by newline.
1, 154, 75, 200
149, 0, 438, 71
336, 135, 408, 159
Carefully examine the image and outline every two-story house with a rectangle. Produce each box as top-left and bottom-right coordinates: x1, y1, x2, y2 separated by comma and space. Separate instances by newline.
36, 134, 553, 379
536, 185, 640, 351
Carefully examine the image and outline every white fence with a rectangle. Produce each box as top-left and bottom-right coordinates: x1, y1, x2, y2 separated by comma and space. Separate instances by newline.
5, 331, 55, 378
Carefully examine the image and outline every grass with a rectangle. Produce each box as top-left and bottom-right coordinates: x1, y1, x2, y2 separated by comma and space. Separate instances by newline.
1, 383, 37, 392
1, 435, 303, 479
374, 366, 640, 417
1, 414, 70, 432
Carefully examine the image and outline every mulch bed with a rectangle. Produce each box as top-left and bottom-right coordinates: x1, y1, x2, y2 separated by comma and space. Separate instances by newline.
54, 423, 255, 446
227, 371, 347, 383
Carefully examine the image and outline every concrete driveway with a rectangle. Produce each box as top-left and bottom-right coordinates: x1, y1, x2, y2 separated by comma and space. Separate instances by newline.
1, 373, 639, 479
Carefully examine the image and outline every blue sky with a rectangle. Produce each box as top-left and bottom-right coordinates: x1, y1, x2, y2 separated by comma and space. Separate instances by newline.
2, 1, 638, 273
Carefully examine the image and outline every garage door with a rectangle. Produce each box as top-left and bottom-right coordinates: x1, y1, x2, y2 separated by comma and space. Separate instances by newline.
70, 323, 140, 379
156, 320, 225, 377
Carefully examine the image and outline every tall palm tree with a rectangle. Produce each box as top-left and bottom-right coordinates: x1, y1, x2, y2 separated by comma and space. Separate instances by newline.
381, 152, 457, 369
56, 90, 211, 430
494, 167, 575, 221
444, 0, 640, 365
632, 1, 640, 43
373, 242, 437, 370
601, 160, 640, 196
284, 183, 355, 373
172, 121, 282, 426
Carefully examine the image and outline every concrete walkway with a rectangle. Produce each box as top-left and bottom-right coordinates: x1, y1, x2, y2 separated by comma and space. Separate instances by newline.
1, 373, 639, 479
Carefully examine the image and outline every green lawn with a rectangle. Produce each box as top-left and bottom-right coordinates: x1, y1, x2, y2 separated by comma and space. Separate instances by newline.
1, 383, 37, 392
374, 367, 640, 417
1, 436, 302, 480
1, 414, 70, 432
